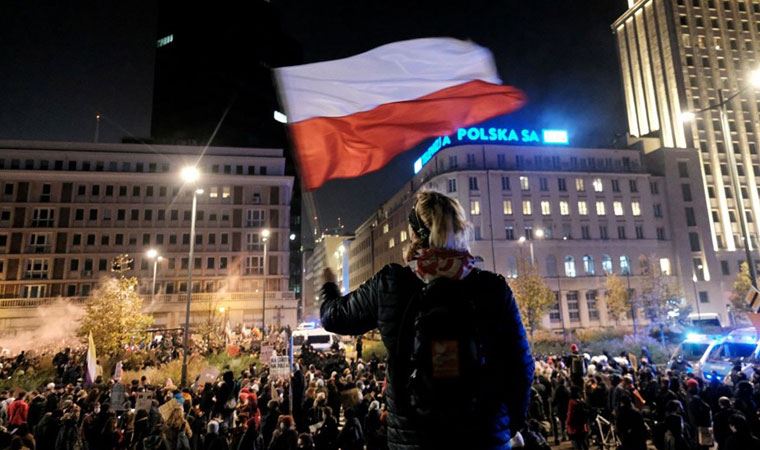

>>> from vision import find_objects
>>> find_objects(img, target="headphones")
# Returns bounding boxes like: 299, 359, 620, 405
408, 205, 430, 246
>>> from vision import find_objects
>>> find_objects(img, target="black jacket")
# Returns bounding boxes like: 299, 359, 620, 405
320, 263, 534, 450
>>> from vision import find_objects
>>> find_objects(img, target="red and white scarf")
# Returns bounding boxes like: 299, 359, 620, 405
407, 248, 477, 283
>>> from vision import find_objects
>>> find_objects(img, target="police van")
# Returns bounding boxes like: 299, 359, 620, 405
699, 327, 758, 384
671, 333, 720, 376
292, 322, 344, 353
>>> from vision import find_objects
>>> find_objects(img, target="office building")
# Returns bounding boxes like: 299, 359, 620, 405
0, 140, 297, 333
613, 0, 760, 266
302, 234, 353, 321
348, 136, 727, 332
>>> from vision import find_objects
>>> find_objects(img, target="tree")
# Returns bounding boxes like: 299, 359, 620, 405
604, 273, 629, 324
636, 255, 683, 345
78, 276, 154, 357
729, 262, 753, 313
510, 256, 556, 340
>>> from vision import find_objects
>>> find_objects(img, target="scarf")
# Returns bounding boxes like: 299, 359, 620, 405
407, 248, 477, 283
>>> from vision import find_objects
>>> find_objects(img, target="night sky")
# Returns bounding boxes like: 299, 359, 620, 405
0, 0, 630, 233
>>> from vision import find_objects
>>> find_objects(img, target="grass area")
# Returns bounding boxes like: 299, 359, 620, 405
531, 328, 674, 363
120, 353, 259, 387
0, 353, 259, 392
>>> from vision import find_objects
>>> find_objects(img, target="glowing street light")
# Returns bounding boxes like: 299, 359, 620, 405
180, 166, 200, 183
680, 111, 696, 123
273, 111, 288, 124
751, 68, 760, 88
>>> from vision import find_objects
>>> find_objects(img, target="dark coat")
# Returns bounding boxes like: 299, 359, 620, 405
321, 264, 534, 450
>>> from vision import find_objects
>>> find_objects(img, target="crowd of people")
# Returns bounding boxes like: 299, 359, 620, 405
528, 344, 760, 450
4, 328, 760, 450
0, 326, 388, 450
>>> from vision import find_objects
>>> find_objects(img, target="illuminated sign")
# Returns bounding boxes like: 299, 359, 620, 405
413, 127, 569, 174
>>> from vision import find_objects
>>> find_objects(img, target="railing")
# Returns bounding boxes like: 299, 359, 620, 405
24, 245, 52, 253
30, 220, 55, 228
23, 272, 49, 280
0, 291, 297, 309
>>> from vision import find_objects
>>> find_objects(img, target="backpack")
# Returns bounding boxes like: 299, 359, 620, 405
400, 273, 487, 421
570, 355, 585, 379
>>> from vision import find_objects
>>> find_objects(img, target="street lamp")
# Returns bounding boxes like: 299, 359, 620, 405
692, 264, 704, 319
517, 228, 543, 265
145, 249, 162, 305
261, 228, 270, 330
179, 165, 202, 387
681, 67, 760, 287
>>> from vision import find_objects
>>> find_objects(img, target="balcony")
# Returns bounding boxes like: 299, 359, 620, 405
24, 245, 52, 254
30, 219, 55, 228
23, 272, 49, 280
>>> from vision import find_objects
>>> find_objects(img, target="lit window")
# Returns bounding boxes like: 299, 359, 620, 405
575, 178, 585, 191
583, 255, 595, 275
222, 186, 231, 199
620, 256, 631, 275
659, 258, 671, 275
578, 201, 588, 215
564, 256, 577, 277
596, 201, 606, 216
503, 200, 513, 215
389, 238, 395, 249
613, 201, 624, 216
522, 200, 532, 215
602, 255, 612, 274
382, 223, 389, 234
400, 230, 408, 242
560, 200, 570, 216
470, 200, 481, 216
157, 34, 174, 48
593, 178, 603, 192
209, 187, 218, 198
631, 201, 641, 216
541, 200, 551, 215
520, 176, 530, 191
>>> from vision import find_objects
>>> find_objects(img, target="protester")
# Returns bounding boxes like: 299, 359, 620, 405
320, 190, 534, 449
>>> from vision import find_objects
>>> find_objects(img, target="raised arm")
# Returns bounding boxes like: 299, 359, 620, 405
320, 268, 385, 336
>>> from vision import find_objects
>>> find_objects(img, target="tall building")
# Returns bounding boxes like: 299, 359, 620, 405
150, 1, 306, 316
348, 133, 728, 331
613, 0, 760, 267
0, 140, 297, 333
302, 234, 353, 321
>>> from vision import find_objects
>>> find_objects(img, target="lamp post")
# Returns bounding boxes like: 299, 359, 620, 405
692, 264, 704, 319
261, 228, 270, 330
682, 68, 760, 287
518, 228, 544, 266
179, 166, 202, 387
625, 262, 637, 339
145, 249, 162, 305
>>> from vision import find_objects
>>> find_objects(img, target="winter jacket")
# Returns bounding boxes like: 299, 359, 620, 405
321, 263, 534, 450
565, 399, 589, 437
7, 399, 29, 426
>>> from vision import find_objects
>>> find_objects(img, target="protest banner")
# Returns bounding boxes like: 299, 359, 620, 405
136, 391, 154, 411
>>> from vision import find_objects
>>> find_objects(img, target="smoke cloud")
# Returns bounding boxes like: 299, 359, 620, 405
0, 300, 85, 356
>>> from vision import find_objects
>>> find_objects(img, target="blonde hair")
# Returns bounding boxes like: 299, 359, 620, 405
410, 191, 470, 251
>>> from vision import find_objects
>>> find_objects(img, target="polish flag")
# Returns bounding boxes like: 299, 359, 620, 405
275, 38, 526, 190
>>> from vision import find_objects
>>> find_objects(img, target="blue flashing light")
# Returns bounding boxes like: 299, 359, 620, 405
412, 126, 570, 173
542, 129, 569, 145
686, 333, 704, 341
705, 374, 712, 380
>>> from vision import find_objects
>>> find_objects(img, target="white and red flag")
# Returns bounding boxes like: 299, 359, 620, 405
275, 38, 525, 190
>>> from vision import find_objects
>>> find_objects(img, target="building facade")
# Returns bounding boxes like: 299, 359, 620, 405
613, 0, 760, 269
348, 140, 728, 332
0, 140, 297, 334
302, 234, 352, 321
